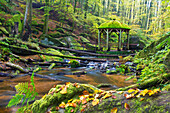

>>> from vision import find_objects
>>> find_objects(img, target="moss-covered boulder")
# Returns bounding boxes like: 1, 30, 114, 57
40, 34, 66, 47
63, 36, 84, 50
30, 83, 170, 113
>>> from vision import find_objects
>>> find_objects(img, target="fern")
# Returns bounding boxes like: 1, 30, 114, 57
6, 70, 38, 112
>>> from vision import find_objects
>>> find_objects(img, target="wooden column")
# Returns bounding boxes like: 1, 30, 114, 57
118, 29, 122, 51
98, 29, 101, 50
106, 29, 109, 51
127, 31, 129, 50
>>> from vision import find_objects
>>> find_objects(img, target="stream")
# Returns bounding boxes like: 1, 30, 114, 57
0, 67, 133, 113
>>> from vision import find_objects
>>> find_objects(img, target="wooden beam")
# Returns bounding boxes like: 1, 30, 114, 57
98, 29, 101, 50
106, 29, 109, 51
127, 31, 129, 50
118, 29, 122, 51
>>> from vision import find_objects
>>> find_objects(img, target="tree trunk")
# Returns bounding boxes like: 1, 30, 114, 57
43, 0, 50, 35
20, 0, 29, 39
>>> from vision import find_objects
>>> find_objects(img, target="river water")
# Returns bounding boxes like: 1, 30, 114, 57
0, 67, 133, 113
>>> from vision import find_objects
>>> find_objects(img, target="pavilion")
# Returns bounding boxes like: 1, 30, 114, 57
98, 19, 131, 51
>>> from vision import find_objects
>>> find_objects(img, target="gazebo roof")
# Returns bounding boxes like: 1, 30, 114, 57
98, 20, 130, 30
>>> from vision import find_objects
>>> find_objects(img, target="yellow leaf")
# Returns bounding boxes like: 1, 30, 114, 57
65, 82, 71, 86
72, 99, 80, 103
42, 94, 47, 99
140, 89, 148, 96
153, 88, 160, 93
148, 90, 154, 96
65, 102, 73, 108
59, 102, 65, 108
124, 103, 130, 110
92, 99, 99, 106
111, 107, 117, 113
102, 93, 112, 99
60, 87, 67, 94
140, 98, 144, 101
127, 89, 136, 93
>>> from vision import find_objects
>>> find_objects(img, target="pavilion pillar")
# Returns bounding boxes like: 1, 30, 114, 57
127, 31, 129, 50
98, 29, 101, 50
118, 29, 122, 51
106, 29, 109, 51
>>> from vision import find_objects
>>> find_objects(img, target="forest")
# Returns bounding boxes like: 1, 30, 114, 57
0, 0, 169, 112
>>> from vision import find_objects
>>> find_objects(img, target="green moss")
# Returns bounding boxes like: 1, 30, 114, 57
55, 28, 65, 33
12, 14, 23, 32
81, 36, 90, 43
68, 60, 80, 68
0, 27, 9, 35
44, 48, 63, 61
98, 20, 130, 29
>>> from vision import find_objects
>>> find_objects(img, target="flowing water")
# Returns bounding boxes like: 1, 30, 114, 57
0, 67, 133, 113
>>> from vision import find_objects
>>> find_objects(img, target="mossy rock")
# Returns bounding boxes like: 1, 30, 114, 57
68, 59, 80, 68
40, 34, 66, 47
30, 83, 170, 113
98, 20, 130, 29
31, 83, 97, 113
63, 36, 84, 50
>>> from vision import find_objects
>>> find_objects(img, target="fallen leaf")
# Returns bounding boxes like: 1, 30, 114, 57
92, 99, 99, 106
81, 109, 85, 113
124, 103, 130, 110
112, 95, 117, 99
140, 89, 148, 96
72, 99, 80, 103
111, 107, 117, 113
82, 98, 87, 104
56, 106, 60, 110
60, 87, 67, 94
82, 105, 87, 108
153, 88, 160, 93
72, 103, 77, 107
102, 93, 112, 99
83, 90, 89, 95
59, 102, 65, 108
124, 94, 133, 99
136, 94, 140, 98
65, 103, 73, 108
71, 109, 74, 112
140, 98, 144, 101
128, 89, 136, 93
148, 90, 154, 96
68, 99, 73, 103
65, 82, 71, 86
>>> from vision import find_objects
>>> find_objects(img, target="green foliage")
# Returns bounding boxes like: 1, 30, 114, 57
6, 70, 38, 113
69, 60, 80, 68
98, 20, 130, 29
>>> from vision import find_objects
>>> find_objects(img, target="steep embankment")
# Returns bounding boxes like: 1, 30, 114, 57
135, 32, 170, 69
